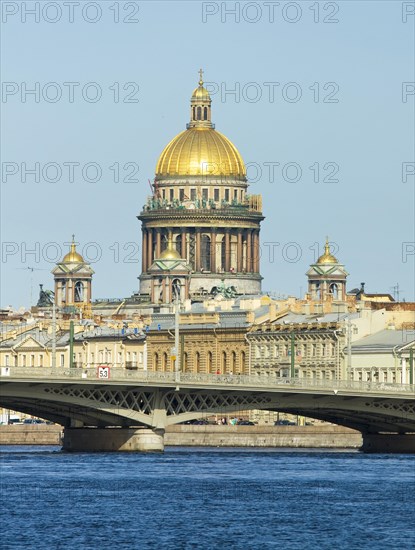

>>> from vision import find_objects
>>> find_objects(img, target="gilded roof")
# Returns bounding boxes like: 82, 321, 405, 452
317, 238, 338, 265
155, 127, 246, 178
62, 237, 84, 264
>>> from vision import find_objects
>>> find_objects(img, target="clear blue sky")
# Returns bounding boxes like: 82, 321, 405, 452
1, 0, 414, 308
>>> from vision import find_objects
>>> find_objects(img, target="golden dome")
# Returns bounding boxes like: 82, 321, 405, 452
159, 247, 181, 261
317, 238, 338, 264
191, 85, 210, 101
62, 236, 84, 264
191, 68, 211, 101
159, 235, 181, 260
155, 71, 246, 178
156, 127, 246, 177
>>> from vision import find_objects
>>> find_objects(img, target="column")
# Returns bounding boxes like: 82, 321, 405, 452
147, 229, 153, 267
156, 229, 161, 258
237, 230, 243, 272
246, 230, 252, 272
224, 230, 231, 272
195, 229, 201, 271
142, 229, 148, 272
210, 229, 216, 272
253, 230, 260, 273
181, 229, 186, 260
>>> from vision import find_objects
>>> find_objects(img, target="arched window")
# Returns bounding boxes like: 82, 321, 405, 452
161, 233, 167, 253
74, 281, 84, 302
330, 283, 339, 299
61, 281, 66, 303
203, 106, 208, 120
176, 234, 182, 256
221, 236, 226, 270
201, 234, 211, 271
197, 106, 202, 120
315, 282, 321, 300
195, 351, 200, 372
240, 351, 246, 373
207, 351, 213, 373
172, 279, 181, 301
153, 352, 159, 371
183, 352, 188, 372
231, 351, 236, 373
222, 351, 227, 373
193, 106, 196, 120
163, 352, 168, 371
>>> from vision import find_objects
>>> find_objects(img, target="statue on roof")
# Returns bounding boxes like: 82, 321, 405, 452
37, 284, 55, 307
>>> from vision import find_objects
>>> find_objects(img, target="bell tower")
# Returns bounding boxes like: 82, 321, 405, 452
306, 238, 348, 301
52, 236, 94, 309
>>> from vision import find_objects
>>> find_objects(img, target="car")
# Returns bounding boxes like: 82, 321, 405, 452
23, 418, 46, 424
236, 420, 255, 426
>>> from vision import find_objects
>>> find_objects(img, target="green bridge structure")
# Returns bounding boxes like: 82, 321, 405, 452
1, 368, 414, 453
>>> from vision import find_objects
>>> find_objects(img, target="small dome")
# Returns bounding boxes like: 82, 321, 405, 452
191, 85, 210, 101
159, 247, 181, 261
62, 237, 84, 264
317, 239, 338, 264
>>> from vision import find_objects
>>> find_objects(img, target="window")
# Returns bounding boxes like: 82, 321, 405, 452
231, 351, 237, 373
197, 106, 202, 120
22, 355, 26, 367
233, 189, 238, 200
60, 354, 64, 367
224, 189, 230, 202
201, 234, 211, 271
132, 352, 137, 365
91, 352, 95, 364
74, 281, 84, 302
240, 351, 245, 372
204, 107, 208, 120
221, 351, 227, 372
207, 351, 213, 373
312, 344, 317, 357
190, 188, 196, 201
202, 188, 208, 200
5, 355, 9, 366
139, 352, 143, 363
214, 188, 220, 202
118, 352, 122, 365
179, 189, 185, 201
39, 355, 43, 367
169, 189, 174, 201
162, 189, 166, 199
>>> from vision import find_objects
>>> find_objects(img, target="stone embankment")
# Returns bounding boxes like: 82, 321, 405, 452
0, 424, 362, 449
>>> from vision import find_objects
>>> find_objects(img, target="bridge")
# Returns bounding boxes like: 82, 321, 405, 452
1, 367, 414, 453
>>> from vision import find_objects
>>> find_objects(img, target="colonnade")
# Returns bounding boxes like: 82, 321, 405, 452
141, 227, 260, 274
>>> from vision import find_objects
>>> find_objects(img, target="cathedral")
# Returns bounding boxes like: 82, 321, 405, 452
137, 71, 264, 304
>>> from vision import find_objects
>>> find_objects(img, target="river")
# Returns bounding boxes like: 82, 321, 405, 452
0, 446, 414, 549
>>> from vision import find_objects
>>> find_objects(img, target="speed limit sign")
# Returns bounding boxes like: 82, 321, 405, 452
97, 366, 110, 379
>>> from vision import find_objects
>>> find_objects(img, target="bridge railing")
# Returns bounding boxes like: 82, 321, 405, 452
1, 366, 414, 395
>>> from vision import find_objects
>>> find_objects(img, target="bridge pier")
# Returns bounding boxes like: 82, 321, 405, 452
62, 427, 165, 452
361, 433, 415, 454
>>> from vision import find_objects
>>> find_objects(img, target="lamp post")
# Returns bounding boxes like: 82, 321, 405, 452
290, 331, 295, 379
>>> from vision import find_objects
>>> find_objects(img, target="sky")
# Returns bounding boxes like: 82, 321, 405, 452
1, 0, 414, 308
